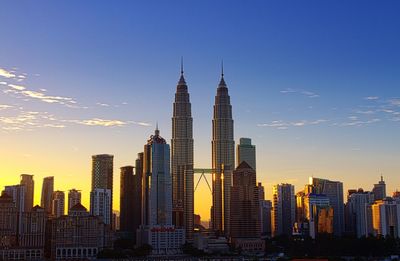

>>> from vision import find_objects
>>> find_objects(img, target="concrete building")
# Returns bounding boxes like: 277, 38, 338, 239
371, 197, 400, 238
90, 188, 111, 225
67, 189, 81, 213
236, 138, 256, 170
272, 184, 295, 237
52, 191, 65, 218
120, 166, 135, 234
20, 174, 34, 212
47, 203, 112, 260
230, 161, 264, 252
211, 68, 235, 236
309, 177, 344, 236
40, 176, 54, 214
171, 64, 194, 240
137, 128, 185, 254
372, 176, 386, 201
91, 154, 113, 225
303, 193, 333, 238
346, 189, 374, 237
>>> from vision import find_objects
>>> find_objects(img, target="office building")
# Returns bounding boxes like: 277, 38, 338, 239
211, 68, 235, 235
52, 191, 65, 218
137, 128, 185, 254
371, 197, 400, 237
236, 138, 256, 170
303, 193, 333, 238
120, 166, 135, 233
133, 153, 144, 236
68, 189, 81, 213
20, 174, 34, 212
272, 184, 295, 237
4, 184, 25, 213
309, 177, 344, 236
372, 176, 386, 201
346, 189, 374, 237
90, 188, 111, 225
171, 64, 194, 239
41, 176, 54, 214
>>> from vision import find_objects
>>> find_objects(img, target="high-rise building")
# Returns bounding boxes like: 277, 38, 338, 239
309, 177, 344, 236
261, 200, 272, 236
211, 68, 235, 235
236, 138, 256, 170
68, 189, 81, 213
20, 174, 34, 212
120, 166, 135, 233
134, 153, 143, 235
90, 188, 111, 225
346, 189, 374, 237
371, 197, 400, 237
91, 154, 113, 226
137, 128, 185, 254
272, 184, 295, 237
372, 176, 386, 201
230, 162, 264, 252
303, 193, 333, 238
52, 190, 65, 218
41, 176, 54, 214
171, 64, 194, 239
4, 184, 26, 213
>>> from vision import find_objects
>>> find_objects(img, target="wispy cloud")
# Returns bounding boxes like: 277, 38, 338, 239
8, 84, 26, 91
364, 96, 379, 100
335, 118, 381, 127
257, 119, 328, 129
96, 102, 110, 107
0, 68, 16, 78
69, 118, 128, 127
280, 88, 319, 98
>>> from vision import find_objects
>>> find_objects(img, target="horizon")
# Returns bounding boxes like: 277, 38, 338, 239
1, 1, 400, 222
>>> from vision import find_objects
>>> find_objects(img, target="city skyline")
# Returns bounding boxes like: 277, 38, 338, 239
1, 1, 400, 222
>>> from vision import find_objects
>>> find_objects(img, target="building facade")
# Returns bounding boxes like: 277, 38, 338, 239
90, 188, 111, 225
20, 174, 34, 212
272, 184, 295, 237
371, 197, 400, 238
41, 176, 54, 214
372, 176, 386, 201
303, 193, 333, 238
67, 189, 81, 214
171, 66, 194, 240
236, 138, 256, 170
211, 70, 235, 236
51, 191, 65, 218
120, 166, 135, 234
346, 189, 374, 237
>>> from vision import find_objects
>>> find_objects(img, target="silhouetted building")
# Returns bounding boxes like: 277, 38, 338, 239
67, 189, 81, 214
120, 166, 135, 234
52, 191, 65, 218
47, 203, 112, 260
230, 162, 264, 252
20, 174, 34, 212
41, 176, 54, 214
237, 138, 256, 170
212, 68, 235, 236
91, 154, 113, 225
171, 64, 194, 240
309, 177, 344, 236
272, 183, 295, 237
90, 188, 111, 225
134, 153, 144, 236
137, 128, 185, 254
261, 200, 272, 236
372, 176, 386, 201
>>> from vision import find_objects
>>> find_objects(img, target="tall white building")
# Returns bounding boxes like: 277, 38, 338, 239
347, 190, 375, 237
90, 188, 111, 225
272, 184, 295, 237
371, 197, 400, 238
212, 67, 235, 236
138, 128, 185, 254
171, 64, 194, 239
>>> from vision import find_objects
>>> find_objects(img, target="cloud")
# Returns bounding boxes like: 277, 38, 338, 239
257, 119, 328, 129
338, 118, 381, 127
96, 102, 110, 107
0, 104, 13, 110
389, 98, 400, 107
280, 88, 319, 98
0, 68, 16, 78
364, 96, 379, 100
70, 118, 127, 127
8, 84, 26, 91
129, 121, 151, 127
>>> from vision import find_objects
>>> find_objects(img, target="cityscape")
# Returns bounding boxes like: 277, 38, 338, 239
1, 1, 400, 261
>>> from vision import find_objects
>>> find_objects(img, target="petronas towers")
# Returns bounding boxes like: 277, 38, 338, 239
171, 62, 234, 238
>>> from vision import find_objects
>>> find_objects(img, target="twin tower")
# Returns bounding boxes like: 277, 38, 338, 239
171, 64, 234, 239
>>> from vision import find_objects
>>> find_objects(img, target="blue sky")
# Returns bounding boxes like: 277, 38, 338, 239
1, 1, 399, 219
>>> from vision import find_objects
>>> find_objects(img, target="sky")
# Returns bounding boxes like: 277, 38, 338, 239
1, 1, 400, 221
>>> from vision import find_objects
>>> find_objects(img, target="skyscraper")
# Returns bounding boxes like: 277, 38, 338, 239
230, 161, 264, 252
236, 138, 256, 170
346, 189, 374, 237
272, 184, 295, 237
68, 189, 81, 213
41, 176, 54, 214
171, 63, 194, 239
371, 197, 400, 237
134, 153, 143, 235
138, 128, 185, 254
372, 176, 386, 201
91, 154, 113, 225
303, 193, 333, 238
90, 188, 112, 225
20, 174, 34, 212
211, 67, 235, 235
120, 166, 135, 233
309, 177, 345, 236
51, 190, 65, 218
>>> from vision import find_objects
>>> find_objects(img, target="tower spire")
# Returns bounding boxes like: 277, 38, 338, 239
178, 57, 186, 85
221, 60, 224, 78
155, 122, 159, 136
181, 56, 184, 76
218, 60, 227, 87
